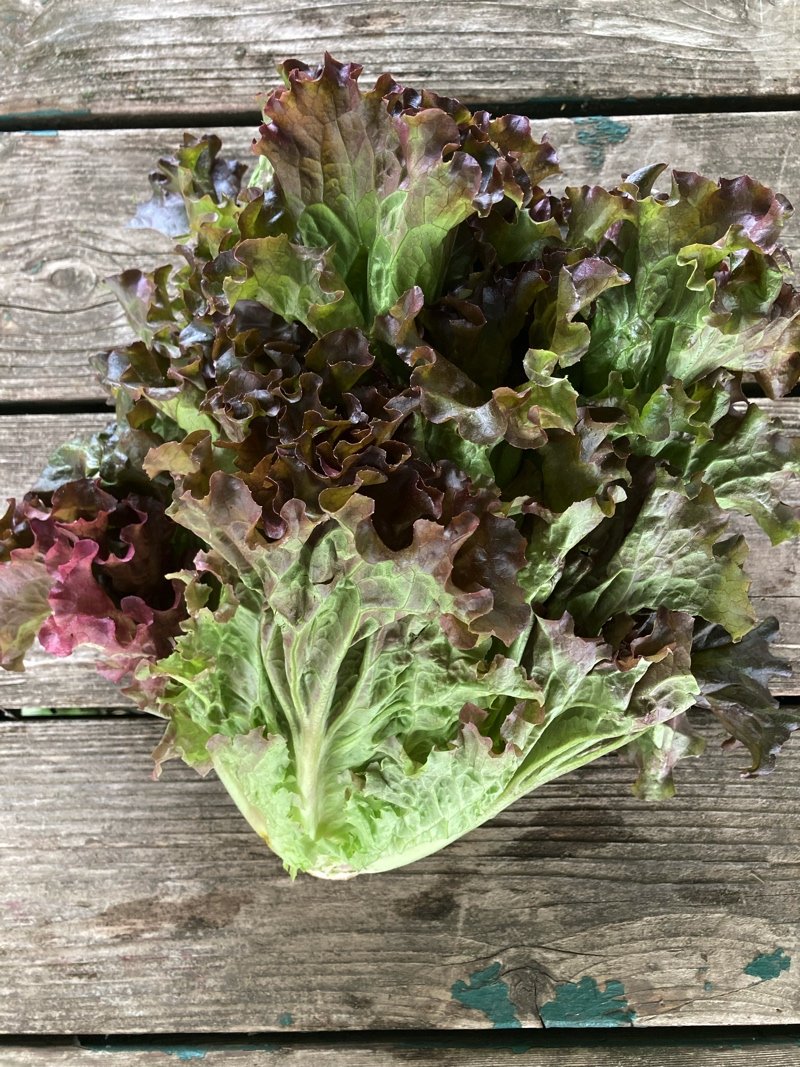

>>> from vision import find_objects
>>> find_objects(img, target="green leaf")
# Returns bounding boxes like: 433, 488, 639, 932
0, 555, 52, 671
567, 174, 800, 399
687, 402, 800, 544
525, 257, 629, 374
620, 714, 705, 800
410, 347, 580, 448
502, 611, 699, 802
367, 121, 482, 314
691, 618, 798, 776
225, 235, 364, 335
254, 57, 483, 319
144, 515, 540, 876
518, 496, 615, 606
477, 209, 562, 266
254, 57, 562, 319
567, 474, 756, 640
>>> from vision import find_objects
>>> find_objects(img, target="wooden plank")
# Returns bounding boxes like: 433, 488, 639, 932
0, 129, 217, 403
6, 1036, 800, 1065
0, 413, 110, 500
0, 644, 124, 709
0, 407, 798, 706
2, 113, 800, 402
2, 718, 800, 1031
2, 0, 800, 120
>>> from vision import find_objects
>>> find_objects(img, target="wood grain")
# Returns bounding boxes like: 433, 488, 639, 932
2, 113, 800, 402
6, 1037, 800, 1065
0, 413, 110, 496
0, 643, 124, 709
0, 406, 798, 706
2, 717, 800, 1032
2, 0, 800, 119
0, 130, 194, 402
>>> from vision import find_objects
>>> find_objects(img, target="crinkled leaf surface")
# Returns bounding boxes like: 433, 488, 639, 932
566, 475, 755, 641
0, 553, 52, 671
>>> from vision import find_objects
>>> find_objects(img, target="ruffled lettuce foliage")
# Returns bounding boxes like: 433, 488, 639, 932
3, 56, 800, 876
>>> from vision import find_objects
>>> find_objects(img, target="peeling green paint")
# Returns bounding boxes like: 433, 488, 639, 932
573, 116, 631, 170
704, 980, 714, 992
79, 1041, 280, 1057
539, 977, 636, 1028
1, 108, 91, 121
278, 1011, 294, 1026
0, 108, 90, 133
119, 1050, 205, 1062
744, 948, 791, 981
451, 962, 522, 1028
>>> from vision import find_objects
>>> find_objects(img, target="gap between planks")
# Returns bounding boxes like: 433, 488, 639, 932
6, 1030, 800, 1065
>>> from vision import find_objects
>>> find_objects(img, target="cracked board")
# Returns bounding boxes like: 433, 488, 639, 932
1, 718, 798, 1032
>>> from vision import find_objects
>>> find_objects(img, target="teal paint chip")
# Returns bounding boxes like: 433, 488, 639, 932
139, 1050, 207, 1062
540, 976, 636, 1028
2, 107, 90, 121
573, 116, 631, 169
451, 961, 522, 1028
744, 948, 791, 981
278, 1011, 294, 1026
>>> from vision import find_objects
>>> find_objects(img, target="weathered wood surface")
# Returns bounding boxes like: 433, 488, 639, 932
0, 405, 798, 706
2, 718, 799, 1032
0, 644, 122, 709
0, 413, 109, 495
0, 130, 179, 402
2, 0, 800, 121
6, 1036, 800, 1065
2, 113, 800, 402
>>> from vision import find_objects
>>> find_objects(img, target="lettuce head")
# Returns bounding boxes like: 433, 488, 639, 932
3, 55, 800, 877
